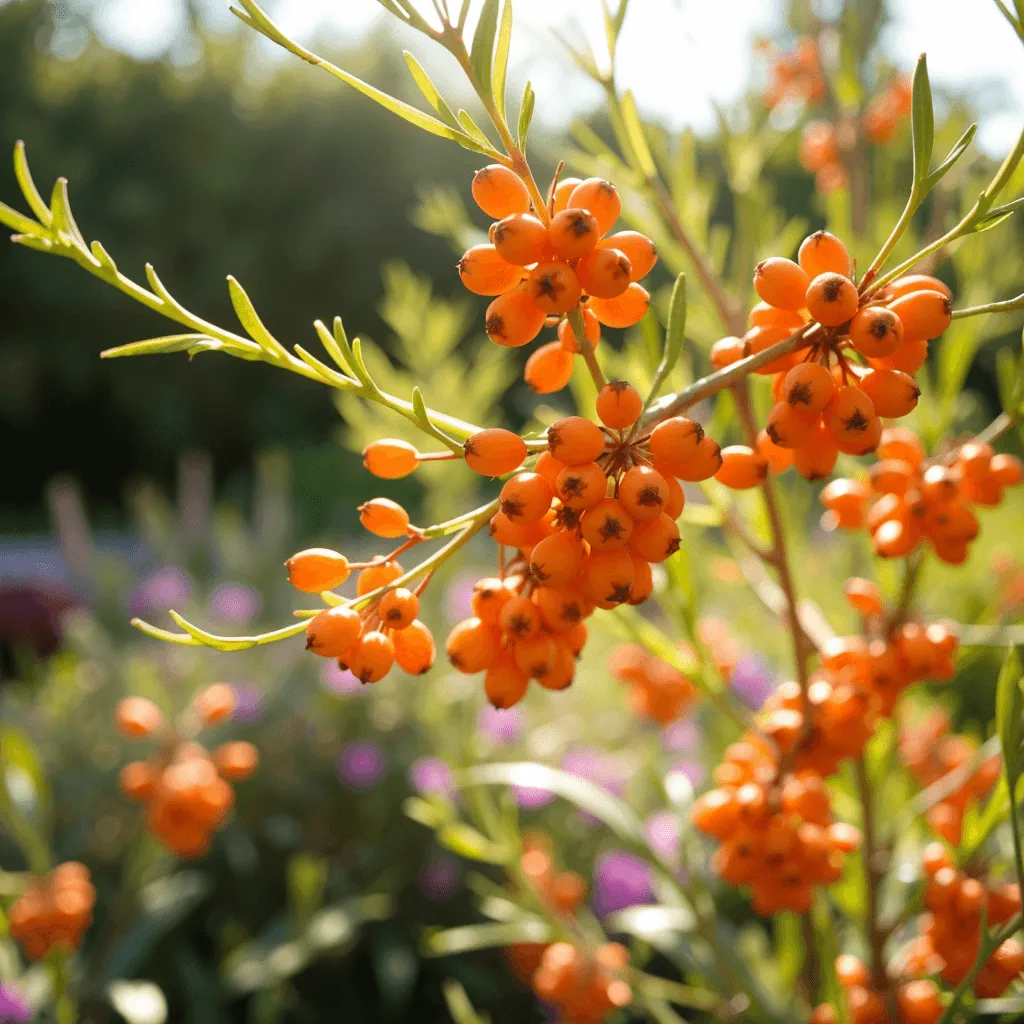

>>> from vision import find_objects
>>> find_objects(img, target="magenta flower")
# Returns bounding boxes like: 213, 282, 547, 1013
669, 757, 706, 789
478, 704, 524, 743
409, 757, 455, 798
336, 741, 386, 790
514, 785, 556, 809
662, 719, 699, 753
730, 653, 777, 710
207, 583, 261, 624
645, 810, 680, 865
0, 985, 32, 1024
229, 683, 263, 723
322, 660, 364, 696
418, 854, 461, 901
592, 851, 653, 916
127, 566, 192, 617
444, 571, 478, 623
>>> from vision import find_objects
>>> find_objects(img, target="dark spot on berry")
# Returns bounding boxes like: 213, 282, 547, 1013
547, 425, 562, 452
766, 423, 783, 445
821, 275, 844, 302
635, 485, 664, 508
664, 537, 681, 558
842, 409, 870, 433
506, 614, 532, 636
869, 318, 891, 339
528, 562, 551, 583
607, 582, 633, 604
485, 313, 506, 338
609, 379, 630, 394
533, 273, 561, 300
598, 515, 625, 542
567, 212, 592, 237
561, 602, 582, 624
559, 474, 586, 498
500, 497, 525, 518
787, 381, 814, 406
385, 608, 403, 622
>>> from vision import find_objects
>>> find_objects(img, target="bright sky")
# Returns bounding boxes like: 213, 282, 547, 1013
89, 0, 1024, 152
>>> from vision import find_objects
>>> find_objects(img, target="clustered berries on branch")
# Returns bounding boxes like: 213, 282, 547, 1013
8, 863, 96, 961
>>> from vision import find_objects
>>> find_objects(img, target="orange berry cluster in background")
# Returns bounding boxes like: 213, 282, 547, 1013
532, 942, 633, 1024
822, 427, 1023, 563
760, 37, 825, 111
458, 165, 658, 393
8, 862, 95, 961
811, 954, 945, 1024
446, 402, 722, 708
609, 643, 697, 725
115, 685, 258, 858
900, 709, 1001, 845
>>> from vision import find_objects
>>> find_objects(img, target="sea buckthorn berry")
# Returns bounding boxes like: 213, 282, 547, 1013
485, 654, 530, 708
357, 559, 404, 595
805, 272, 859, 327
378, 588, 420, 629
878, 426, 925, 465
558, 306, 601, 351
837, 412, 882, 456
547, 208, 600, 260
596, 380, 643, 429
671, 435, 723, 481
524, 341, 575, 394
844, 577, 882, 616
120, 760, 157, 801
529, 531, 586, 587
757, 428, 794, 474
600, 231, 658, 280
576, 246, 632, 299
555, 462, 607, 509
363, 439, 419, 479
710, 335, 745, 369
485, 288, 547, 347
587, 283, 651, 328
547, 416, 606, 464
195, 683, 235, 726
286, 547, 351, 591
514, 635, 558, 679
214, 741, 259, 781
897, 981, 942, 1024
887, 289, 952, 340
630, 513, 681, 563
447, 617, 499, 673
581, 498, 633, 551
874, 334, 928, 374
784, 361, 836, 415
765, 401, 816, 449
991, 453, 1023, 486
618, 464, 670, 520
551, 176, 583, 214
464, 428, 527, 476
393, 620, 436, 675
457, 244, 522, 295
358, 498, 410, 539
344, 630, 395, 684
793, 421, 840, 479
527, 261, 582, 315
797, 230, 851, 278
715, 445, 768, 489
849, 306, 903, 358
493, 213, 549, 265
753, 257, 811, 311
858, 368, 920, 418
534, 586, 589, 631
471, 578, 512, 623
835, 954, 869, 988
750, 302, 805, 330
824, 385, 875, 445
743, 324, 798, 374
306, 605, 362, 658
535, 450, 566, 491
568, 177, 621, 234
115, 697, 164, 738
471, 164, 530, 218
883, 274, 952, 301
500, 472, 553, 524
499, 595, 543, 639
874, 517, 917, 558
647, 416, 704, 464
583, 549, 636, 606
662, 473, 686, 517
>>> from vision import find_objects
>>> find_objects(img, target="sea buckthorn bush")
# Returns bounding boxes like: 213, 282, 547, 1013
2, 1, 1024, 1022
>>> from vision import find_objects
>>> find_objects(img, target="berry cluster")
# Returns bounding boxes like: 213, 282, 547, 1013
8, 862, 95, 961
115, 686, 258, 858
760, 37, 826, 110
458, 166, 658, 393
691, 734, 861, 915
446, 401, 721, 708
608, 643, 697, 725
532, 942, 633, 1024
822, 427, 1023, 562
811, 955, 944, 1024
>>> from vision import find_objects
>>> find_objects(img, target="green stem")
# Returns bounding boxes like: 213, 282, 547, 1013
951, 293, 1024, 319
936, 913, 1023, 1024
568, 305, 607, 391
855, 757, 888, 996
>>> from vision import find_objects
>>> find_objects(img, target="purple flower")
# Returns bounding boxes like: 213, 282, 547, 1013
0, 985, 33, 1024
127, 566, 192, 617
668, 757, 706, 790
645, 811, 680, 865
662, 719, 699, 753
207, 583, 261, 624
418, 854, 460, 901
445, 571, 478, 623
322, 660, 364, 696
229, 683, 263, 724
730, 654, 777, 710
514, 786, 556, 809
336, 741, 386, 790
409, 757, 455, 798
478, 704, 524, 744
561, 747, 624, 797
592, 850, 653, 917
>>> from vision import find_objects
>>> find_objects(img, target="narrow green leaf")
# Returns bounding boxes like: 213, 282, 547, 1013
1015, 0, 1024, 22
645, 274, 686, 406
227, 276, 291, 363
457, 110, 493, 149
90, 240, 118, 274
619, 91, 657, 178
100, 334, 217, 359
436, 822, 509, 864
0, 199, 40, 236
925, 123, 977, 192
13, 142, 51, 227
910, 54, 935, 189
49, 178, 87, 249
10, 233, 53, 254
403, 52, 462, 131
0, 728, 52, 828
443, 981, 489, 1024
996, 645, 1024, 783
470, 0, 501, 100
603, 904, 696, 944
977, 194, 1024, 226
995, 344, 1024, 414
492, 0, 513, 122
424, 919, 549, 957
373, 0, 413, 20
130, 611, 311, 651
517, 81, 535, 149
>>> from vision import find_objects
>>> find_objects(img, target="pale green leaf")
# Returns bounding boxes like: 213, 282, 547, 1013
101, 334, 216, 360
13, 141, 51, 227
996, 645, 1024, 783
620, 90, 657, 178
424, 919, 549, 957
0, 199, 40, 236
403, 52, 462, 131
517, 81, 535, 149
227, 276, 291, 362
492, 0, 513, 121
436, 822, 509, 864
646, 273, 686, 405
470, 0, 501, 100
910, 54, 934, 189
130, 611, 312, 651
925, 124, 977, 192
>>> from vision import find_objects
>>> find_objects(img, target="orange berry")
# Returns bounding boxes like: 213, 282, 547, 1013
896, 980, 942, 1024
576, 246, 632, 299
499, 595, 543, 639
805, 272, 859, 327
754, 257, 810, 311
551, 176, 583, 214
447, 617, 500, 673
784, 361, 836, 415
513, 635, 559, 679
618, 465, 670, 520
750, 302, 806, 330
500, 472, 553, 524
797, 230, 851, 278
493, 212, 549, 266
547, 208, 600, 260
874, 518, 917, 558
548, 416, 606, 464
534, 586, 590, 631
471, 578, 513, 623
600, 231, 658, 280
588, 284, 651, 328
858, 368, 920, 418
344, 630, 395, 683
393, 619, 436, 675
991, 453, 1023, 487
558, 306, 601, 351
378, 588, 420, 629
743, 324, 798, 374
115, 697, 164, 739
671, 435, 723, 481
793, 421, 839, 479
835, 954, 869, 988
837, 413, 882, 456
766, 402, 817, 449
471, 164, 530, 218
715, 445, 768, 489
581, 498, 634, 551
214, 741, 259, 781
484, 654, 530, 708
596, 380, 643, 430
663, 473, 686, 517
756, 429, 794, 474
529, 531, 586, 587
888, 289, 952, 341
194, 683, 235, 726
647, 416, 704, 464
582, 549, 636, 606
630, 513, 681, 563
485, 287, 547, 347
824, 385, 875, 445
306, 605, 363, 658
878, 426, 925, 465
844, 577, 883, 616
568, 177, 621, 234
358, 498, 410, 539
457, 244, 522, 295
874, 335, 929, 374
464, 428, 527, 476
555, 462, 608, 509
362, 439, 419, 479
286, 547, 351, 591
527, 261, 582, 315
848, 306, 903, 358
357, 559, 403, 596
710, 335, 745, 369
525, 341, 575, 394
883, 274, 952, 301
120, 761, 158, 801
535, 450, 567, 491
